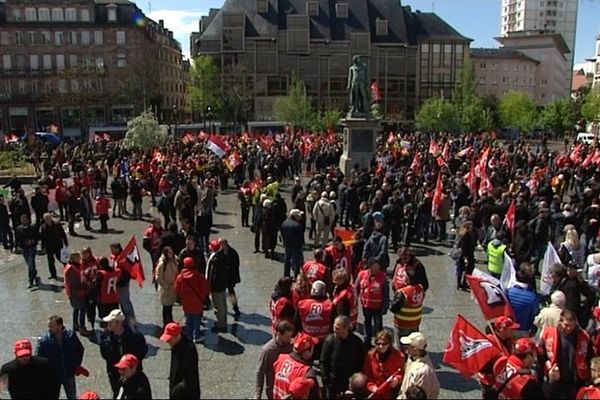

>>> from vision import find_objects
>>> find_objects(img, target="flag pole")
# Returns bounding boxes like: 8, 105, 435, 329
486, 320, 506, 354
366, 368, 403, 399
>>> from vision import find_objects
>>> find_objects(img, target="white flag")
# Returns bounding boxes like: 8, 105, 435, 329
586, 254, 600, 287
501, 254, 517, 290
540, 242, 561, 296
472, 268, 501, 286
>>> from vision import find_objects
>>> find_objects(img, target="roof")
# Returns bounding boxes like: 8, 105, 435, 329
470, 48, 539, 64
572, 72, 589, 92
93, 0, 133, 4
408, 10, 472, 42
495, 30, 571, 55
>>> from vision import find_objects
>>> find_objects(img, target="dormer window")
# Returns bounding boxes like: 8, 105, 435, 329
107, 4, 117, 22
307, 1, 319, 17
376, 19, 388, 36
335, 2, 348, 18
257, 0, 268, 13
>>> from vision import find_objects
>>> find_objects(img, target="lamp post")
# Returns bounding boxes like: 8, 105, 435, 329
172, 105, 178, 136
207, 105, 213, 134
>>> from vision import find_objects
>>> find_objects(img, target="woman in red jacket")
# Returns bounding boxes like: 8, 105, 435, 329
175, 256, 210, 343
64, 252, 91, 335
362, 330, 405, 399
291, 272, 310, 309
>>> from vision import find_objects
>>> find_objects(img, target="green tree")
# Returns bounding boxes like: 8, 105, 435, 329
308, 109, 342, 133
451, 60, 493, 132
189, 55, 222, 122
538, 98, 576, 136
220, 63, 254, 127
274, 77, 313, 131
123, 110, 168, 151
415, 96, 459, 133
582, 89, 600, 124
499, 90, 537, 132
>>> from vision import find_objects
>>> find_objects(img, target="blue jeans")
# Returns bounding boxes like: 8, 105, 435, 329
118, 285, 136, 320
362, 307, 382, 346
284, 247, 304, 278
185, 314, 202, 341
62, 375, 76, 400
22, 247, 37, 284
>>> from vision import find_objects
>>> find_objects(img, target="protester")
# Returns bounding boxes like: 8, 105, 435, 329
534, 290, 566, 333
64, 251, 90, 335
155, 246, 179, 327
40, 212, 68, 280
398, 332, 439, 399
280, 208, 305, 278
272, 333, 320, 400
159, 322, 201, 399
255, 320, 294, 399
356, 258, 388, 347
270, 277, 295, 333
295, 280, 334, 357
362, 329, 405, 399
15, 214, 39, 289
506, 267, 540, 337
175, 256, 210, 343
114, 354, 152, 399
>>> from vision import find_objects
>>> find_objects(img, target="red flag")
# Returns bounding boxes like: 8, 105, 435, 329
371, 81, 382, 101
582, 150, 594, 168
593, 150, 600, 166
116, 236, 145, 287
503, 200, 516, 235
224, 150, 242, 172
334, 227, 356, 246
569, 144, 584, 163
431, 173, 443, 217
477, 147, 491, 175
387, 131, 395, 146
478, 166, 492, 197
465, 162, 477, 196
456, 147, 472, 158
428, 139, 441, 156
410, 152, 422, 174
466, 275, 514, 321
443, 315, 502, 378
442, 142, 450, 161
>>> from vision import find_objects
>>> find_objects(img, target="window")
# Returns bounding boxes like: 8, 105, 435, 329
41, 31, 51, 44
43, 54, 52, 71
56, 54, 65, 70
286, 15, 309, 54
28, 32, 36, 45
116, 31, 126, 45
43, 80, 53, 94
307, 1, 319, 16
65, 8, 77, 21
81, 31, 90, 45
222, 28, 244, 52
69, 54, 78, 67
257, 0, 268, 13
15, 32, 23, 45
30, 55, 39, 71
15, 55, 25, 72
12, 9, 22, 21
55, 32, 64, 45
25, 8, 36, 21
96, 57, 104, 68
38, 8, 50, 21
107, 5, 117, 22
58, 79, 67, 93
94, 31, 103, 45
52, 8, 64, 21
0, 32, 9, 45
421, 43, 429, 53
31, 80, 39, 94
80, 9, 90, 22
117, 53, 127, 67
2, 55, 12, 71
71, 80, 79, 92
351, 33, 370, 56
376, 19, 388, 36
336, 2, 348, 18
18, 80, 26, 95
67, 32, 77, 45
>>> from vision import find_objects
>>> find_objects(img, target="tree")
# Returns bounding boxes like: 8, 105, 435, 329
415, 96, 459, 133
537, 98, 576, 136
274, 77, 313, 131
220, 63, 254, 127
499, 90, 537, 132
123, 110, 168, 151
189, 55, 222, 122
308, 109, 342, 133
582, 89, 600, 124
451, 60, 493, 133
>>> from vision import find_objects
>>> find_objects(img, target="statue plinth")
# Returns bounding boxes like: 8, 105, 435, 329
338, 117, 379, 176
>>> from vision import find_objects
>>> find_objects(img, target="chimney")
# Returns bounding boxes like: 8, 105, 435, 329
159, 19, 164, 28
168, 31, 173, 39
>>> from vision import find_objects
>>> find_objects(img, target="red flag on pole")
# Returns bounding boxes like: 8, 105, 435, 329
429, 139, 441, 156
431, 173, 443, 217
466, 275, 514, 321
456, 146, 472, 158
443, 315, 502, 378
116, 236, 145, 287
387, 131, 395, 146
503, 200, 516, 235
569, 144, 584, 163
333, 227, 356, 246
410, 152, 422, 174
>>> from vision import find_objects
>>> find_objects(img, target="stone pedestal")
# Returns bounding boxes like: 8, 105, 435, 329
338, 117, 379, 176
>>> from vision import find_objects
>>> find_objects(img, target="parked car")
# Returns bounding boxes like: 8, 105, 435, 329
577, 132, 597, 145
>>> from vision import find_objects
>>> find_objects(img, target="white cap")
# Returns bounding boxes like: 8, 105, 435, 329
400, 332, 427, 350
310, 280, 326, 296
102, 309, 125, 323
289, 209, 304, 218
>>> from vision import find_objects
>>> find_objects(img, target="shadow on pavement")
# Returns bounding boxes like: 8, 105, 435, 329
36, 282, 63, 292
213, 223, 235, 230
75, 234, 96, 241
145, 343, 160, 358
205, 336, 245, 356
238, 312, 270, 327
409, 245, 446, 257
230, 323, 272, 346
422, 306, 434, 315
214, 210, 236, 216
436, 370, 480, 392
136, 322, 163, 338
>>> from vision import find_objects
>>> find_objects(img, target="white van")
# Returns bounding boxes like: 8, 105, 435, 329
577, 132, 597, 145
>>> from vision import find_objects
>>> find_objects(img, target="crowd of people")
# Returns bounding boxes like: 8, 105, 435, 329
2, 129, 600, 399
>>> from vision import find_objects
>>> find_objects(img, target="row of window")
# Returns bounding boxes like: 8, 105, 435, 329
1, 53, 127, 71
478, 62, 535, 72
479, 76, 536, 86
0, 30, 126, 46
10, 6, 117, 23
1, 78, 104, 96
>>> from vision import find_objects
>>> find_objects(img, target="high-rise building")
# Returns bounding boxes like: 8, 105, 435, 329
592, 35, 600, 89
500, 0, 577, 95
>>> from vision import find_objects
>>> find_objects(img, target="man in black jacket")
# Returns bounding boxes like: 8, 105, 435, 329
40, 213, 68, 280
100, 310, 148, 399
30, 186, 49, 227
281, 209, 305, 278
0, 339, 60, 399
160, 322, 200, 399
114, 354, 152, 399
0, 194, 14, 251
15, 214, 40, 289
221, 238, 242, 320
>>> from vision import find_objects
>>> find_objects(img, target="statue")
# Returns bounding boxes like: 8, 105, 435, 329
347, 55, 371, 118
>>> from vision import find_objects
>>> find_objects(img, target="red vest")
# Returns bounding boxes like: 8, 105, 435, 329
272, 354, 311, 400
64, 263, 85, 298
576, 386, 600, 399
356, 270, 386, 310
301, 261, 327, 285
270, 296, 293, 332
333, 284, 359, 328
144, 225, 163, 254
325, 245, 352, 277
393, 284, 424, 330
98, 269, 120, 304
392, 262, 414, 291
95, 198, 110, 216
494, 355, 536, 400
297, 298, 333, 340
541, 325, 590, 381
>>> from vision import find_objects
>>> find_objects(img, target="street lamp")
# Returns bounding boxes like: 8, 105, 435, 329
172, 105, 178, 136
207, 105, 213, 134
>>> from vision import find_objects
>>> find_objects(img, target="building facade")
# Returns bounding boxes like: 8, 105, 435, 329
593, 35, 600, 89
0, 0, 187, 138
500, 0, 577, 94
191, 0, 470, 121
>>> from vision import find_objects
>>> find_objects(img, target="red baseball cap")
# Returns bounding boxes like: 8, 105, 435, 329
209, 240, 221, 252
293, 333, 319, 353
14, 339, 32, 358
114, 354, 138, 370
78, 391, 101, 400
514, 338, 536, 355
495, 316, 520, 331
289, 377, 315, 398
183, 257, 195, 268
160, 322, 182, 342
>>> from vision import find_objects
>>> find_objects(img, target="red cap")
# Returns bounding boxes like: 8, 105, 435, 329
495, 316, 520, 331
293, 333, 319, 353
78, 391, 101, 400
514, 338, 536, 355
114, 354, 138, 370
593, 307, 600, 321
289, 377, 315, 398
209, 240, 221, 252
14, 339, 32, 358
183, 257, 195, 268
160, 322, 182, 342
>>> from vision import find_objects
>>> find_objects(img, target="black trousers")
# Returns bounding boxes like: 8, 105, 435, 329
46, 247, 61, 278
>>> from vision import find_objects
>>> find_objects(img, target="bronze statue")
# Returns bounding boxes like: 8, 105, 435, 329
347, 55, 370, 117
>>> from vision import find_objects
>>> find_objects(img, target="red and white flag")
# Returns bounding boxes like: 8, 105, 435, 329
456, 147, 472, 158
503, 200, 516, 235
431, 173, 443, 217
410, 152, 422, 174
116, 236, 145, 287
224, 150, 242, 172
207, 135, 228, 158
3, 133, 19, 144
387, 131, 395, 146
371, 81, 382, 101
429, 139, 441, 156
466, 275, 514, 321
443, 315, 502, 378
569, 144, 584, 163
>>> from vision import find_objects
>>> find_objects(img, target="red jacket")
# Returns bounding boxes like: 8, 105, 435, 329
175, 267, 210, 314
576, 385, 600, 399
393, 284, 424, 330
64, 263, 86, 298
540, 325, 591, 381
95, 197, 110, 216
98, 269, 121, 304
325, 245, 353, 277
493, 355, 537, 399
272, 354, 312, 400
356, 270, 386, 310
297, 298, 333, 341
292, 288, 309, 309
333, 284, 359, 328
55, 180, 67, 203
270, 296, 294, 332
362, 348, 405, 400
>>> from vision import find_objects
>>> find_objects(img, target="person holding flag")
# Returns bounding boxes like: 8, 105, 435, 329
362, 330, 405, 399
110, 239, 144, 328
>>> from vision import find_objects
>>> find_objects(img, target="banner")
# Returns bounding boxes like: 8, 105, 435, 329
500, 254, 517, 290
466, 275, 515, 321
503, 200, 516, 235
540, 242, 561, 296
116, 236, 145, 287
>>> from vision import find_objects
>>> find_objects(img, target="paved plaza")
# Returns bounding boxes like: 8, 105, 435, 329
0, 181, 482, 399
